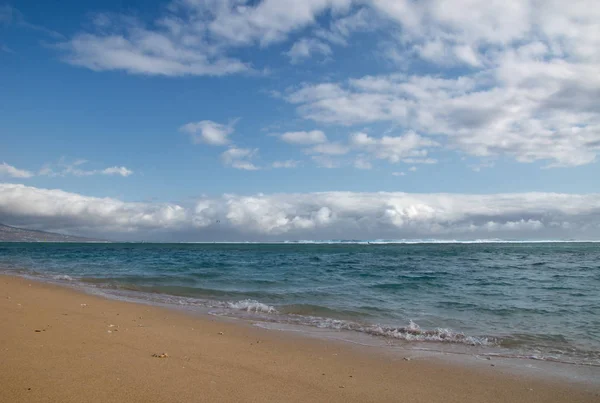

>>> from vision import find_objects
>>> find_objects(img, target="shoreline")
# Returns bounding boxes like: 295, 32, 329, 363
9, 269, 600, 371
1, 274, 598, 402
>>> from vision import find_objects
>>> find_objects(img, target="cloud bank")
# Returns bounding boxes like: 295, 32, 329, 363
2, 183, 600, 241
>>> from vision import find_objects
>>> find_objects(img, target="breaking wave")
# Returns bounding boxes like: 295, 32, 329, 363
52, 274, 74, 281
283, 239, 600, 244
212, 304, 492, 346
226, 299, 278, 313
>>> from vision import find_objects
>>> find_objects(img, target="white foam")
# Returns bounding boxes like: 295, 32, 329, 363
281, 239, 600, 244
362, 322, 491, 346
52, 274, 74, 281
227, 299, 278, 314
252, 314, 493, 347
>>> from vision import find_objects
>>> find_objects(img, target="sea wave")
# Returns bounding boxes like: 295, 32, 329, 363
0, 270, 549, 349
226, 299, 278, 313
211, 304, 493, 346
52, 274, 74, 281
3, 245, 599, 368
281, 239, 600, 244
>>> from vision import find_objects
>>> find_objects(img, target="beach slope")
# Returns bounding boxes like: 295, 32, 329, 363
1, 275, 597, 403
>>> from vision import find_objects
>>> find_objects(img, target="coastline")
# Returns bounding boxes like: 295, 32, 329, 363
1, 274, 598, 402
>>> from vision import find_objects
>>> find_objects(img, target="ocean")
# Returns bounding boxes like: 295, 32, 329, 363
1, 242, 599, 367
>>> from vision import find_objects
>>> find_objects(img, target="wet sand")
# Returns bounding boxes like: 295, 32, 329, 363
1, 275, 598, 402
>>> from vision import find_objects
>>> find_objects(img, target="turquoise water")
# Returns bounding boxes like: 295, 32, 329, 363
1, 242, 599, 365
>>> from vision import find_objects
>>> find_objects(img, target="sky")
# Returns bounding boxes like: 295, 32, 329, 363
1, 0, 600, 241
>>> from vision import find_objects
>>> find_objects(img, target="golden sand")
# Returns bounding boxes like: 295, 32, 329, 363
1, 275, 597, 402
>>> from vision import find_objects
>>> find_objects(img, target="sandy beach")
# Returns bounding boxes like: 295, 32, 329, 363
1, 275, 598, 403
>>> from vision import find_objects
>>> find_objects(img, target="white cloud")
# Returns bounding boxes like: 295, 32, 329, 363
204, 0, 353, 46
1, 4, 63, 39
308, 142, 349, 155
180, 120, 236, 145
286, 66, 600, 166
370, 0, 533, 56
409, 166, 417, 172
392, 172, 406, 176
262, 0, 595, 168
350, 131, 438, 163
41, 0, 600, 169
354, 158, 372, 170
38, 159, 134, 177
0, 183, 188, 234
231, 161, 260, 170
280, 129, 437, 168
101, 166, 134, 177
402, 158, 437, 164
180, 120, 260, 169
180, 120, 261, 169
315, 7, 374, 46
453, 44, 482, 67
61, 32, 250, 76
58, 0, 356, 76
0, 162, 34, 178
311, 155, 339, 168
3, 183, 600, 241
221, 147, 255, 161
221, 147, 260, 170
272, 160, 300, 168
280, 130, 327, 145
54, 0, 600, 77
470, 161, 495, 172
58, 7, 250, 77
414, 40, 482, 67
286, 38, 331, 63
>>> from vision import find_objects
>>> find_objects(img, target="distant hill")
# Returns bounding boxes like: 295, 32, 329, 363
0, 223, 107, 243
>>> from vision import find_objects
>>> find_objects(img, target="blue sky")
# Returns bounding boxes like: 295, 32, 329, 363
1, 0, 600, 240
